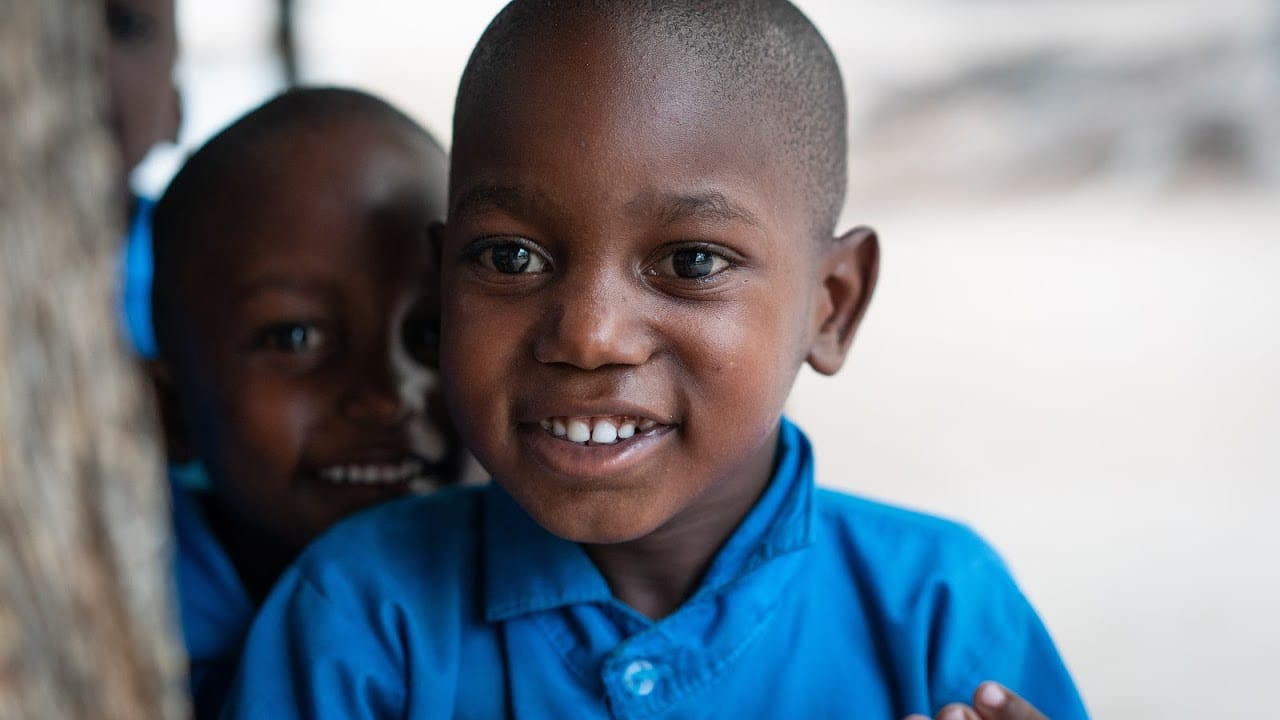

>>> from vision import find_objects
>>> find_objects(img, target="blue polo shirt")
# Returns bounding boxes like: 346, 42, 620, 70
171, 482, 256, 719
223, 419, 1087, 719
119, 196, 158, 358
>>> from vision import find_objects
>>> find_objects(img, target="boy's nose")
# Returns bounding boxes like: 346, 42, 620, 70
532, 271, 653, 370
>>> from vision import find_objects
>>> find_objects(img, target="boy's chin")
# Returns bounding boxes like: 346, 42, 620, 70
507, 484, 675, 547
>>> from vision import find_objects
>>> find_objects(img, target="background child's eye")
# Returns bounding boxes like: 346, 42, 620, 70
651, 248, 731, 280
255, 323, 326, 353
401, 313, 440, 365
479, 242, 550, 274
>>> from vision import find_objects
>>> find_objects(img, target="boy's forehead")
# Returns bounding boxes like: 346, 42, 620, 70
452, 26, 803, 226
190, 127, 435, 271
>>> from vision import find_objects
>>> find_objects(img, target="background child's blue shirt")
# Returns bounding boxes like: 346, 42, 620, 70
171, 481, 255, 719
119, 195, 157, 358
223, 419, 1088, 719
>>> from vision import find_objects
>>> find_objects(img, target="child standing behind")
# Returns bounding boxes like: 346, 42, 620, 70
148, 87, 466, 719
225, 3, 1088, 718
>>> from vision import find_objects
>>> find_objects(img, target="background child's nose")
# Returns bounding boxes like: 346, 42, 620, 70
339, 348, 426, 427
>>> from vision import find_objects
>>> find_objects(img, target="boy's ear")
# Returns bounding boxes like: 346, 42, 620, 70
807, 226, 879, 376
146, 359, 194, 464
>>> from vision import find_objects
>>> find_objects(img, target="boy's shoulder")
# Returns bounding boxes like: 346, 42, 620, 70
811, 487, 1012, 590
292, 484, 488, 592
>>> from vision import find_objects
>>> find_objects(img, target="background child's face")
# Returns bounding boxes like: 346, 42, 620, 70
442, 28, 836, 545
165, 120, 456, 552
104, 0, 179, 179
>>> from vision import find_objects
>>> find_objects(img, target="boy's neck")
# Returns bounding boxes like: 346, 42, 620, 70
200, 495, 297, 606
582, 433, 780, 621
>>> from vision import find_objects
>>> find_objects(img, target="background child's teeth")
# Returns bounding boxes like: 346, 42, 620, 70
591, 419, 619, 444
539, 419, 552, 431
566, 419, 591, 443
638, 419, 656, 431
552, 419, 567, 437
322, 467, 344, 482
617, 422, 636, 439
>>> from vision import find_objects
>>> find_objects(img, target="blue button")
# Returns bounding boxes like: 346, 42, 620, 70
622, 659, 658, 697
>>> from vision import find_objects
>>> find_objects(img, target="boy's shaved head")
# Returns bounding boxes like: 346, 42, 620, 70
152, 87, 446, 359
454, 0, 847, 240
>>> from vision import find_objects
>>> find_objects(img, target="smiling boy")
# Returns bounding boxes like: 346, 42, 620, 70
150, 87, 466, 718
224, 3, 1088, 718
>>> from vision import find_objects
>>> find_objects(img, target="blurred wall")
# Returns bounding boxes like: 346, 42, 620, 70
143, 2, 1280, 717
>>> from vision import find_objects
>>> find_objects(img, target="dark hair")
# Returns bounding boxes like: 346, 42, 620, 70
454, 0, 847, 239
151, 86, 445, 360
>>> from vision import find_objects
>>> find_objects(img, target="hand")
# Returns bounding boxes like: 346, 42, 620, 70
903, 682, 1048, 720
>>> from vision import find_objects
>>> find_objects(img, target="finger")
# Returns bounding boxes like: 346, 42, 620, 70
971, 682, 1048, 720
935, 702, 983, 720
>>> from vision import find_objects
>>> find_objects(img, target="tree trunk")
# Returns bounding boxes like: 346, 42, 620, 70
0, 0, 187, 718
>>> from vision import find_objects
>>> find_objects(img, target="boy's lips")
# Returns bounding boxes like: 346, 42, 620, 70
516, 409, 676, 480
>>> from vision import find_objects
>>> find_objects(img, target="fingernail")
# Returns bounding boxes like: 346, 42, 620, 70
978, 683, 1007, 708
942, 708, 967, 720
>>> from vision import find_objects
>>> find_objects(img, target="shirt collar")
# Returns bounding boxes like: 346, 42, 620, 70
482, 416, 815, 622
170, 480, 256, 661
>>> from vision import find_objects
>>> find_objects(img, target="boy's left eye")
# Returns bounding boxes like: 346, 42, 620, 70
648, 248, 731, 280
471, 239, 551, 275
255, 323, 327, 353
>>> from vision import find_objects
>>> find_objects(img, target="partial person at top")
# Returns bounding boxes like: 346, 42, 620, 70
104, 0, 180, 358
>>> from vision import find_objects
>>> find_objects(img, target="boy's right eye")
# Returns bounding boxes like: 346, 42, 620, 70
254, 323, 327, 354
470, 239, 551, 275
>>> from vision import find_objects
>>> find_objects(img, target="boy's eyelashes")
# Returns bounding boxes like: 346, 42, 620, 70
462, 236, 737, 282
646, 246, 732, 281
465, 237, 552, 275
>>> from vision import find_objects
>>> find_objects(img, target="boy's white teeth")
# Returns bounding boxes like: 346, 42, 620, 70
540, 415, 657, 445
591, 420, 618, 444
565, 418, 590, 443
319, 459, 423, 485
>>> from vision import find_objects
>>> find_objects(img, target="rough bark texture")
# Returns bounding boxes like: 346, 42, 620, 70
0, 0, 187, 718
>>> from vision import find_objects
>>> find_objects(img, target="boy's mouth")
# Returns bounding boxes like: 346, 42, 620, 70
537, 415, 660, 446
315, 456, 434, 487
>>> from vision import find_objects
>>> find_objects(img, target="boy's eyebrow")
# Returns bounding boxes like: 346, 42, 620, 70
231, 277, 331, 303
450, 183, 545, 218
452, 184, 762, 228
645, 191, 762, 228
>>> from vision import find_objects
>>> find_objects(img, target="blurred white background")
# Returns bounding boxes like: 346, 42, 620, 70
141, 1, 1280, 717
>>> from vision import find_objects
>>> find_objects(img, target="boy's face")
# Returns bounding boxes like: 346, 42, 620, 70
104, 0, 179, 179
163, 120, 457, 552
443, 29, 868, 545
